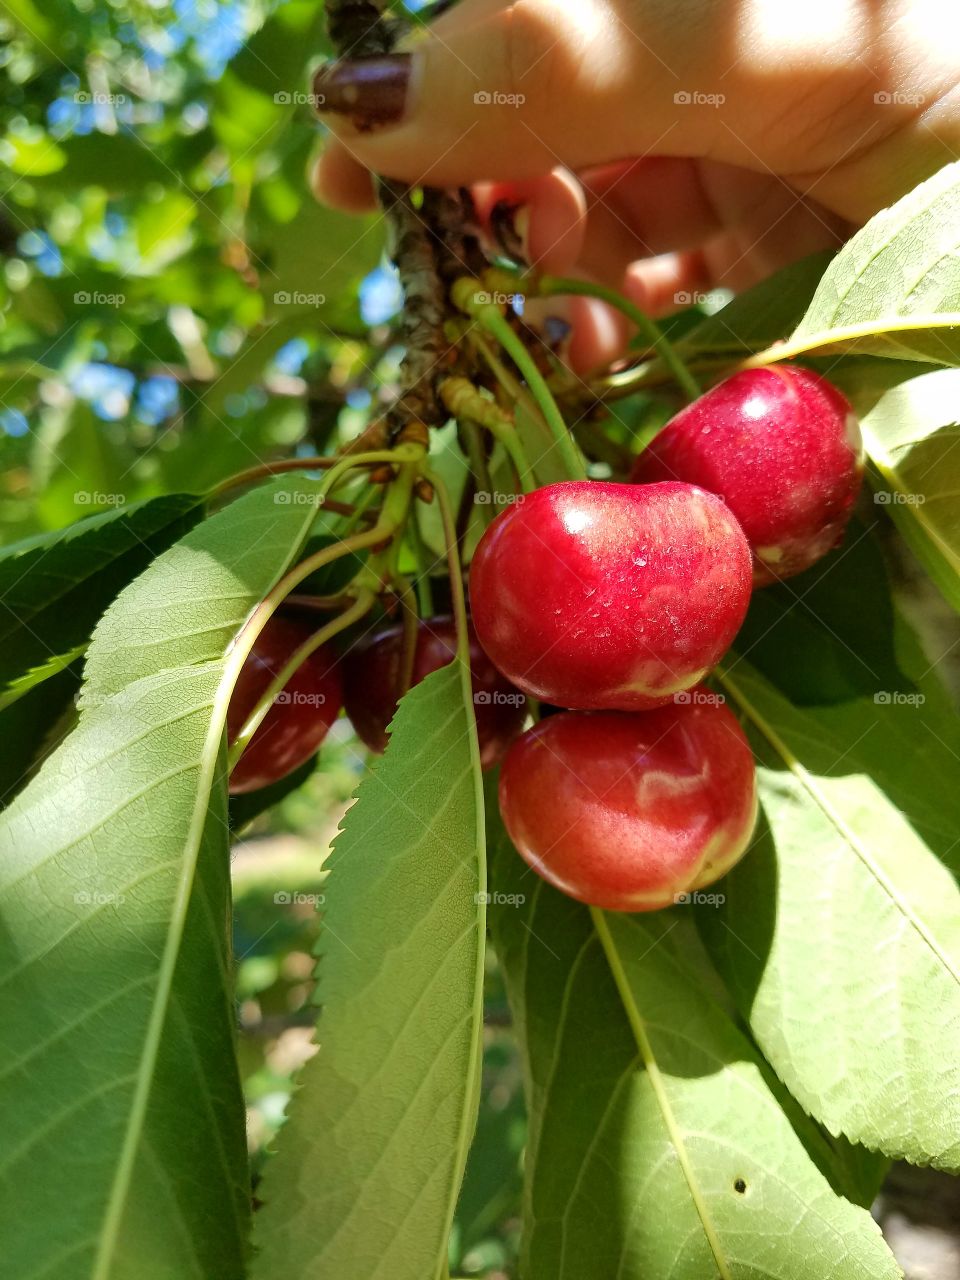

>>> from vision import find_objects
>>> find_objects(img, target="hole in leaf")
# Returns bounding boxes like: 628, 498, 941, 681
733, 1178, 747, 1194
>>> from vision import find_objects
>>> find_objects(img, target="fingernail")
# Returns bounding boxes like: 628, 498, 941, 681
312, 54, 413, 132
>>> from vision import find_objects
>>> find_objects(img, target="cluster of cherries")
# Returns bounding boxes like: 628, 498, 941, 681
229, 365, 863, 912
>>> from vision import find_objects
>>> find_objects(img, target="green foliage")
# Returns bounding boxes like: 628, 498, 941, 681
767, 160, 960, 364
0, 477, 323, 1278
488, 808, 900, 1279
252, 664, 487, 1280
0, 493, 201, 709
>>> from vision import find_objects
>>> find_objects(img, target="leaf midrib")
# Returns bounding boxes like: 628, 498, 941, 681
718, 668, 960, 992
590, 908, 732, 1280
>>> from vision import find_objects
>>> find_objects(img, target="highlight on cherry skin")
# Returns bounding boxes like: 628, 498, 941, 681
469, 480, 753, 712
631, 365, 863, 585
227, 614, 343, 795
498, 695, 758, 912
343, 615, 527, 770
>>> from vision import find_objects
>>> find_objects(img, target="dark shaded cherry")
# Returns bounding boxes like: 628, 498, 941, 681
227, 614, 342, 795
469, 480, 752, 711
499, 695, 757, 911
631, 365, 863, 584
343, 615, 527, 769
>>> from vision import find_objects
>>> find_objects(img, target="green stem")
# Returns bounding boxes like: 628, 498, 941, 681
228, 589, 375, 771
459, 294, 585, 480
428, 468, 472, 665
490, 421, 537, 494
539, 275, 701, 403
408, 507, 436, 617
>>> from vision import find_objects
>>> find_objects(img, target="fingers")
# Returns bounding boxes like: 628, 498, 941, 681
310, 139, 378, 213
471, 169, 587, 274
311, 0, 676, 187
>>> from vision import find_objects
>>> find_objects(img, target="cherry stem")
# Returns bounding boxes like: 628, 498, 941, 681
209, 445, 423, 502
407, 507, 435, 616
228, 587, 375, 772
397, 580, 420, 701
455, 287, 586, 480
427, 467, 472, 665
538, 275, 701, 403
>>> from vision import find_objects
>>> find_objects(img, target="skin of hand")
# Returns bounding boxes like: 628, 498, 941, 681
310, 0, 960, 371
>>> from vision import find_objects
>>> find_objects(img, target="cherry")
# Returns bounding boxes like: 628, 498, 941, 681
343, 616, 527, 769
499, 695, 757, 911
469, 480, 752, 711
630, 365, 863, 585
227, 614, 343, 795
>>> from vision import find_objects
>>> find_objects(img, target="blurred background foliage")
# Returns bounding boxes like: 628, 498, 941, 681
1, 1, 524, 1273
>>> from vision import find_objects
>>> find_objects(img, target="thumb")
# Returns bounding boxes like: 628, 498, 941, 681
312, 0, 668, 186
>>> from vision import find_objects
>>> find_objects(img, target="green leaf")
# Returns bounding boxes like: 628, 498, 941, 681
0, 493, 202, 710
703, 633, 960, 1172
0, 477, 324, 1278
488, 817, 900, 1279
733, 517, 909, 705
252, 662, 487, 1280
764, 161, 960, 364
675, 253, 833, 359
859, 367, 960, 612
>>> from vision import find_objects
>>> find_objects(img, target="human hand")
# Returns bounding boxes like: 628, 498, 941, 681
310, 0, 960, 368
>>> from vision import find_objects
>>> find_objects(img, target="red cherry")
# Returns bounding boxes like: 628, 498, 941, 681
343, 616, 527, 769
631, 366, 863, 585
227, 614, 342, 795
469, 480, 752, 711
499, 695, 757, 911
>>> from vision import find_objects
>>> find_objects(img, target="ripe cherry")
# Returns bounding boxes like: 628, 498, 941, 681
499, 695, 757, 911
343, 616, 527, 769
227, 614, 343, 795
631, 365, 863, 584
469, 480, 752, 712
